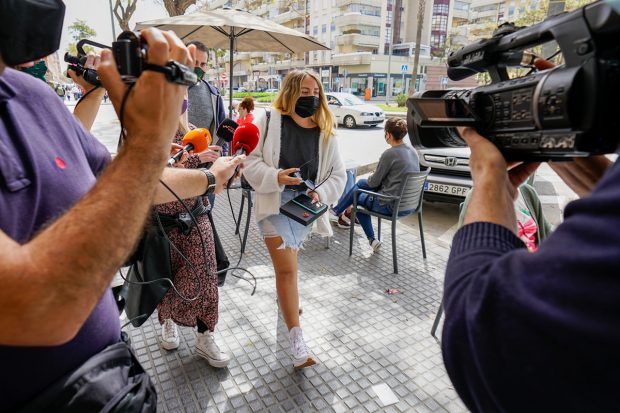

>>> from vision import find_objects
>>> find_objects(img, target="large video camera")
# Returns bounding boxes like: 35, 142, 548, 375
407, 0, 620, 160
64, 31, 197, 87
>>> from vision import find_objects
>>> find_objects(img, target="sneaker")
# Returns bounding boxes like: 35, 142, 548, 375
161, 319, 179, 350
195, 331, 231, 368
289, 327, 316, 369
370, 238, 382, 252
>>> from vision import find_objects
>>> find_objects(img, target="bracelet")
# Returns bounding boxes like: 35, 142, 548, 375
198, 168, 216, 197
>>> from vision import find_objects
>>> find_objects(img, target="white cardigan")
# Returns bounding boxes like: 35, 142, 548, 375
243, 108, 346, 236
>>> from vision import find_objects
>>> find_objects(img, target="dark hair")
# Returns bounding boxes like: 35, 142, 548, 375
186, 40, 209, 53
239, 96, 255, 112
384, 117, 407, 140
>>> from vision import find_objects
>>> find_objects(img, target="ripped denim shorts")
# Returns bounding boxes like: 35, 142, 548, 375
257, 190, 313, 250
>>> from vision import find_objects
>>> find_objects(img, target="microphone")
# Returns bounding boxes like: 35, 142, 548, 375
232, 122, 260, 156
167, 128, 211, 166
216, 118, 238, 143
228, 122, 260, 186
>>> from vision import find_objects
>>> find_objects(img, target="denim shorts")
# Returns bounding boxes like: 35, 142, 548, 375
257, 190, 313, 250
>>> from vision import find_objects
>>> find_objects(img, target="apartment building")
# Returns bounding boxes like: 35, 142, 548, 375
204, 0, 479, 96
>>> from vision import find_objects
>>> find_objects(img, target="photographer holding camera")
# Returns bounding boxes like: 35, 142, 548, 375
0, 1, 243, 411
400, 1, 620, 410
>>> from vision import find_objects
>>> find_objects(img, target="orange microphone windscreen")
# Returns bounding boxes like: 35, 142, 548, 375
182, 128, 211, 153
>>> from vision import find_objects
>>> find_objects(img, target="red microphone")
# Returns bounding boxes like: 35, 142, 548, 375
228, 122, 259, 186
232, 122, 260, 156
167, 128, 212, 166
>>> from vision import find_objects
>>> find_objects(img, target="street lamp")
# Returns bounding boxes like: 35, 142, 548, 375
108, 0, 116, 40
386, 0, 396, 105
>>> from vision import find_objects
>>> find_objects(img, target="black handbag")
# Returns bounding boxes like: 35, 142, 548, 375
206, 210, 230, 286
122, 220, 173, 328
15, 340, 157, 413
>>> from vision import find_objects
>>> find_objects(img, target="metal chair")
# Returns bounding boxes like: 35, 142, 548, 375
348, 170, 430, 274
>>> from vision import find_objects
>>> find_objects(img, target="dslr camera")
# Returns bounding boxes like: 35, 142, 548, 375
407, 0, 620, 160
64, 31, 196, 87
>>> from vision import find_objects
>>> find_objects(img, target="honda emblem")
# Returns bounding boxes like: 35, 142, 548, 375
444, 157, 457, 167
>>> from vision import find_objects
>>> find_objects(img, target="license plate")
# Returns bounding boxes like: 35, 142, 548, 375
424, 182, 470, 197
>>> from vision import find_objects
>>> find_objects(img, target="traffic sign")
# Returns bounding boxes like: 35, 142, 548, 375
401, 64, 409, 74
221, 72, 227, 79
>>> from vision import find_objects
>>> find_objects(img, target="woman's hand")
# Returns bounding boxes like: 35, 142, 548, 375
170, 143, 188, 167
278, 168, 302, 186
197, 145, 222, 163
308, 191, 320, 203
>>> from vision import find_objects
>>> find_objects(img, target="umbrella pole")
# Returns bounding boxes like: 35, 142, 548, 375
229, 30, 234, 118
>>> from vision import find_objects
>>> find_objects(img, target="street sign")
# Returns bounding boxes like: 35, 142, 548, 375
221, 73, 227, 80
401, 64, 409, 74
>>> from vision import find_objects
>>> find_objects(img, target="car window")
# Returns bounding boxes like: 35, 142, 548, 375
341, 94, 364, 106
327, 95, 340, 105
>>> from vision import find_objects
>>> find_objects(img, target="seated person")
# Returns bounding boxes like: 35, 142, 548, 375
459, 181, 552, 251
332, 117, 420, 251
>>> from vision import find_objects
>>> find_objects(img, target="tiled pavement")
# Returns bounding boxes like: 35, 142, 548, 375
122, 190, 467, 413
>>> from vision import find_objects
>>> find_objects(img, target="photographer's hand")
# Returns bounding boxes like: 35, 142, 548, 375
459, 127, 539, 234
99, 29, 195, 161
549, 156, 612, 198
69, 52, 105, 131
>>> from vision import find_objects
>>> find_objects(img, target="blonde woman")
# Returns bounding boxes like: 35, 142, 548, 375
244, 70, 346, 369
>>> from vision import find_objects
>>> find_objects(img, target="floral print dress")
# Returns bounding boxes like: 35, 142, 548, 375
155, 129, 219, 331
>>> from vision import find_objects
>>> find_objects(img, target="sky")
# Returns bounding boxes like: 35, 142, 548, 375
59, 0, 204, 55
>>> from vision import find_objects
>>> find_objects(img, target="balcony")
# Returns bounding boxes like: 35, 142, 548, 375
336, 33, 380, 48
334, 12, 381, 27
451, 8, 469, 20
272, 9, 305, 25
331, 52, 373, 65
336, 0, 378, 7
274, 59, 306, 69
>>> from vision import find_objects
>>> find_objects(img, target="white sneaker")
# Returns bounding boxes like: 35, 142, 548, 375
370, 238, 382, 252
161, 319, 179, 350
195, 331, 231, 368
289, 327, 316, 369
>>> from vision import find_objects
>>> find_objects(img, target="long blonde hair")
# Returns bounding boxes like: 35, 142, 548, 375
273, 70, 335, 140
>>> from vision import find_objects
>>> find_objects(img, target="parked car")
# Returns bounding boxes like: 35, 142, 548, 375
325, 92, 385, 128
406, 98, 472, 203
265, 88, 279, 93
232, 86, 247, 92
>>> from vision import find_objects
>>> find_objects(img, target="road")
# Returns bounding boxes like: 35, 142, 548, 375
83, 103, 574, 248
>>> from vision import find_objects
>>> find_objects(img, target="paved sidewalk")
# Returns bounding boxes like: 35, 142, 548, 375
123, 190, 466, 412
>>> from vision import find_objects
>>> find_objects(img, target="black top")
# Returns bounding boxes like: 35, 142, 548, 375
279, 115, 320, 191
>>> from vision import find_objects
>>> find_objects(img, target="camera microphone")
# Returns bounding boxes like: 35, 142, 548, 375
168, 128, 211, 166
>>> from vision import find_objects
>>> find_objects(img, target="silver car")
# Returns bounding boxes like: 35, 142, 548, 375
326, 92, 385, 128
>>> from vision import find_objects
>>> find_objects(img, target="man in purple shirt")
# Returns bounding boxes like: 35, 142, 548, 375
0, 1, 244, 411
443, 124, 618, 411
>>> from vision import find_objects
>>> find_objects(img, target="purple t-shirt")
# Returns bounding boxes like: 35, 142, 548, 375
0, 69, 120, 411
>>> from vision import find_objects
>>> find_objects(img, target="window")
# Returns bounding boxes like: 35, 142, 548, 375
313, 26, 318, 35
432, 3, 449, 14
322, 24, 326, 33
454, 1, 469, 11
330, 22, 335, 31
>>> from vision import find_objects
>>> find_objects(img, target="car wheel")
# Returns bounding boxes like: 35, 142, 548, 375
344, 115, 356, 129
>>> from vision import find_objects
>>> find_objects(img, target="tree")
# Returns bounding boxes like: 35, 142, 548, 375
409, 0, 426, 95
66, 19, 97, 56
114, 0, 138, 32
160, 0, 198, 16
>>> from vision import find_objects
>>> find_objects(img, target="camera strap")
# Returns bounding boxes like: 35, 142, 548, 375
143, 61, 196, 85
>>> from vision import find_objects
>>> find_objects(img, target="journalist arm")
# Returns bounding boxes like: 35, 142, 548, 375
442, 127, 620, 411
0, 30, 198, 346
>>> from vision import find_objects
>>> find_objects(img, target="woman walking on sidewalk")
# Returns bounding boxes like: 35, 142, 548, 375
244, 70, 346, 369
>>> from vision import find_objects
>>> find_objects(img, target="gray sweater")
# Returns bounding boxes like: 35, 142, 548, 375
367, 143, 420, 205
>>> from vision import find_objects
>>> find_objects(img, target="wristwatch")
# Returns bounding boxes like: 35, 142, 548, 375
199, 168, 216, 196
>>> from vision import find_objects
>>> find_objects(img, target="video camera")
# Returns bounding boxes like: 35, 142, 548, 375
64, 31, 197, 87
407, 0, 620, 161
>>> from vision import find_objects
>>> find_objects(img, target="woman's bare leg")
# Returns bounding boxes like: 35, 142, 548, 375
264, 236, 300, 330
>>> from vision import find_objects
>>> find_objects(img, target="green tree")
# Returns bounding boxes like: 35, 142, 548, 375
66, 19, 97, 56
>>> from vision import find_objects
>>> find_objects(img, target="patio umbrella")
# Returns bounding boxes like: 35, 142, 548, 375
136, 8, 330, 116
